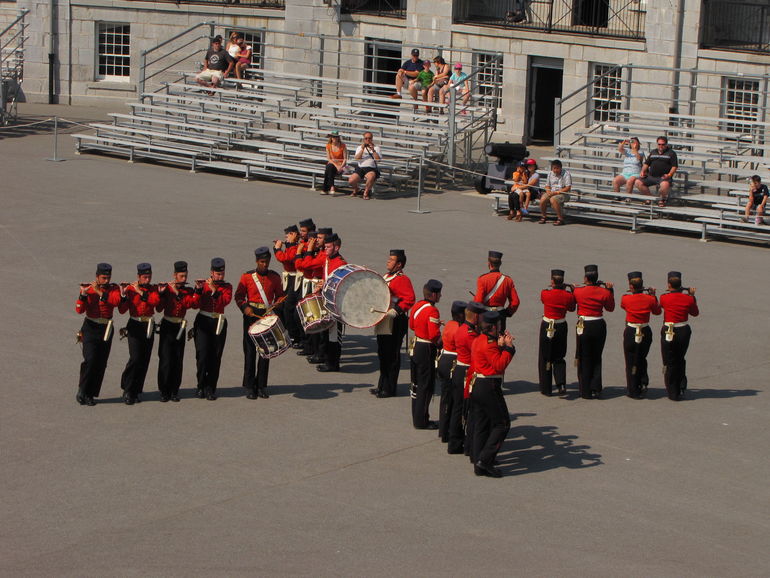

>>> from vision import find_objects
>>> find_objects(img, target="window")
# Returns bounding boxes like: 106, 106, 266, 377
225, 30, 264, 68
97, 23, 130, 81
573, 0, 609, 28
473, 52, 504, 110
591, 64, 622, 122
364, 38, 401, 96
721, 77, 761, 134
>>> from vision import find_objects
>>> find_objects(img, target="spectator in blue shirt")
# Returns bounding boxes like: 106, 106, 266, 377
440, 63, 471, 107
393, 49, 422, 98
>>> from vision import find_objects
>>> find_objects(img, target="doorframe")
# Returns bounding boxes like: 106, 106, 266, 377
525, 56, 564, 144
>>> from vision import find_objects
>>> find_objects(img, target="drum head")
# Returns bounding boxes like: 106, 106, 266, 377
248, 315, 278, 335
330, 267, 390, 328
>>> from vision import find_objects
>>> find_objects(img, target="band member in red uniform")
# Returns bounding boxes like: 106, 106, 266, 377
539, 269, 576, 396
659, 271, 699, 401
572, 264, 615, 399
437, 301, 466, 443
274, 225, 302, 347
620, 271, 661, 399
294, 218, 316, 356
297, 227, 331, 362
75, 262, 122, 406
409, 279, 442, 429
193, 257, 233, 400
372, 249, 415, 398
118, 263, 161, 405
157, 261, 200, 402
455, 301, 485, 457
235, 247, 286, 399
470, 310, 515, 478
474, 250, 520, 331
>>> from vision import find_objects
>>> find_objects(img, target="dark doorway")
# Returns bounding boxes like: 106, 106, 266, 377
364, 38, 401, 96
528, 59, 563, 144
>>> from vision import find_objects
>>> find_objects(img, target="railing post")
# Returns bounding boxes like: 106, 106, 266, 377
409, 155, 430, 214
553, 97, 562, 147
138, 51, 147, 98
209, 22, 216, 39
447, 88, 456, 166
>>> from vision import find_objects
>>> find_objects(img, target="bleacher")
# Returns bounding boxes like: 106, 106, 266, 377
490, 108, 769, 245
72, 70, 495, 196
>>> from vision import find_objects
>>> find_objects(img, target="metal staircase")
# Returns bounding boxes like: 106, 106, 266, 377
1, 9, 28, 126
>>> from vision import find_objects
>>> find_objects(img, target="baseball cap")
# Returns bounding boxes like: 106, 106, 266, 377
454, 62, 463, 69
526, 158, 537, 165
411, 48, 420, 56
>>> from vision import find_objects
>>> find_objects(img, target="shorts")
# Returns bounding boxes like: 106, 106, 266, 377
642, 175, 672, 187
413, 81, 426, 91
355, 166, 379, 179
196, 70, 224, 83
622, 170, 640, 179
434, 78, 449, 87
545, 192, 570, 206
237, 57, 250, 65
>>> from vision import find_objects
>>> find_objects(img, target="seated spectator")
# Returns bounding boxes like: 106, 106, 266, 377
743, 174, 768, 225
322, 130, 347, 196
506, 162, 528, 221
440, 63, 471, 108
348, 132, 382, 200
227, 33, 252, 80
196, 36, 234, 91
409, 60, 434, 109
539, 159, 571, 226
613, 137, 644, 196
635, 135, 677, 207
521, 158, 541, 216
426, 57, 450, 112
393, 49, 422, 99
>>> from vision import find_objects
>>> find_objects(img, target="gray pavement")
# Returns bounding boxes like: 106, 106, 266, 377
1, 104, 769, 577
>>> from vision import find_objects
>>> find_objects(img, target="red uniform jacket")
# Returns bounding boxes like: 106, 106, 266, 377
541, 288, 577, 319
76, 284, 122, 318
455, 322, 478, 366
409, 299, 441, 343
659, 291, 699, 323
198, 282, 233, 314
573, 285, 615, 317
298, 252, 347, 283
274, 243, 299, 273
474, 271, 520, 314
234, 269, 285, 312
384, 271, 415, 314
118, 285, 161, 317
295, 246, 322, 279
441, 320, 461, 353
158, 285, 200, 318
470, 332, 515, 377
620, 292, 661, 323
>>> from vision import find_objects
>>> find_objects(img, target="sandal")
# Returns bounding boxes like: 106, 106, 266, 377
506, 213, 514, 221
363, 193, 371, 200
538, 218, 547, 224
553, 219, 565, 226
514, 213, 522, 222
657, 199, 667, 207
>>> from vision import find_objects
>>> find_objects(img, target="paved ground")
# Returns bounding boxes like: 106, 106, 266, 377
1, 104, 769, 577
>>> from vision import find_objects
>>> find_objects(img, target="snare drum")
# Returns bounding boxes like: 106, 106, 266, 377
296, 294, 335, 334
247, 315, 290, 359
322, 264, 391, 329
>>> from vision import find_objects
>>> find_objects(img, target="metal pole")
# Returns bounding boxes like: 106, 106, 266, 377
553, 97, 562, 147
409, 155, 430, 214
139, 51, 146, 98
46, 116, 64, 162
447, 89, 456, 166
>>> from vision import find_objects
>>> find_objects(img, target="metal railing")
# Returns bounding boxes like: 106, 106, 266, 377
1, 8, 28, 126
340, 0, 406, 18
126, 0, 284, 6
453, 0, 646, 40
701, 0, 770, 54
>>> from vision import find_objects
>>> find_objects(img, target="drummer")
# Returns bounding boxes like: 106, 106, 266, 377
296, 227, 331, 363
234, 247, 285, 399
293, 218, 316, 356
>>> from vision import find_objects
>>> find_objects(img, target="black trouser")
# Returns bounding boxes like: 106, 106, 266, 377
281, 275, 303, 344
194, 313, 227, 395
376, 313, 408, 396
576, 318, 606, 399
323, 162, 339, 192
471, 377, 510, 467
318, 322, 343, 368
410, 341, 436, 428
120, 318, 155, 399
661, 324, 691, 400
507, 191, 521, 213
623, 325, 652, 398
538, 320, 568, 395
78, 319, 113, 399
242, 315, 270, 393
452, 365, 473, 456
157, 318, 186, 397
437, 352, 456, 442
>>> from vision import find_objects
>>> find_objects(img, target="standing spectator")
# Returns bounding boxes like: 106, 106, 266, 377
743, 175, 768, 225
348, 132, 381, 200
539, 159, 572, 226
409, 60, 434, 109
613, 137, 644, 196
427, 56, 451, 112
195, 36, 234, 90
441, 63, 471, 107
636, 135, 678, 207
393, 49, 422, 98
322, 130, 347, 195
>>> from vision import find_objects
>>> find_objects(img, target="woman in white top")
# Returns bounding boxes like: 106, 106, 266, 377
613, 137, 644, 195
347, 132, 382, 200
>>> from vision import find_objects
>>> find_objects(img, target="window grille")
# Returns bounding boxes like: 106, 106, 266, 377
721, 77, 761, 134
97, 23, 131, 81
473, 52, 504, 110
226, 30, 264, 68
592, 64, 622, 122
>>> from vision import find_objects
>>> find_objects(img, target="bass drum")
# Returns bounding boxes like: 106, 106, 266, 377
321, 264, 391, 329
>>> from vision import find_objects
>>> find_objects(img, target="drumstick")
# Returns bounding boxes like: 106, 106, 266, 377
370, 307, 389, 314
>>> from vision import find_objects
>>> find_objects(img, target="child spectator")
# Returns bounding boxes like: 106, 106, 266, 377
409, 60, 434, 109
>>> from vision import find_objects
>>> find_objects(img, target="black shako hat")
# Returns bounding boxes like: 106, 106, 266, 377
254, 247, 271, 260
96, 262, 112, 275
584, 264, 599, 274
551, 269, 565, 277
317, 227, 333, 235
137, 262, 152, 275
627, 271, 642, 280
299, 218, 315, 229
668, 271, 682, 280
210, 257, 225, 272
451, 300, 468, 315
325, 233, 340, 244
284, 225, 299, 234
389, 249, 405, 258
488, 250, 503, 260
467, 301, 486, 314
482, 310, 501, 324
174, 261, 188, 273
426, 279, 442, 293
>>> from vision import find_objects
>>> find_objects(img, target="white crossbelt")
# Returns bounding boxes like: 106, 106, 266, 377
664, 321, 688, 328
580, 316, 603, 321
543, 316, 566, 323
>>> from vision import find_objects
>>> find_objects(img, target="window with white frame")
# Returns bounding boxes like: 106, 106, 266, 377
225, 30, 264, 68
96, 23, 131, 81
721, 77, 761, 135
473, 52, 504, 110
592, 64, 622, 122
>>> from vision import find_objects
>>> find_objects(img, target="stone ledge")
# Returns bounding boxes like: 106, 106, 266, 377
87, 81, 137, 92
